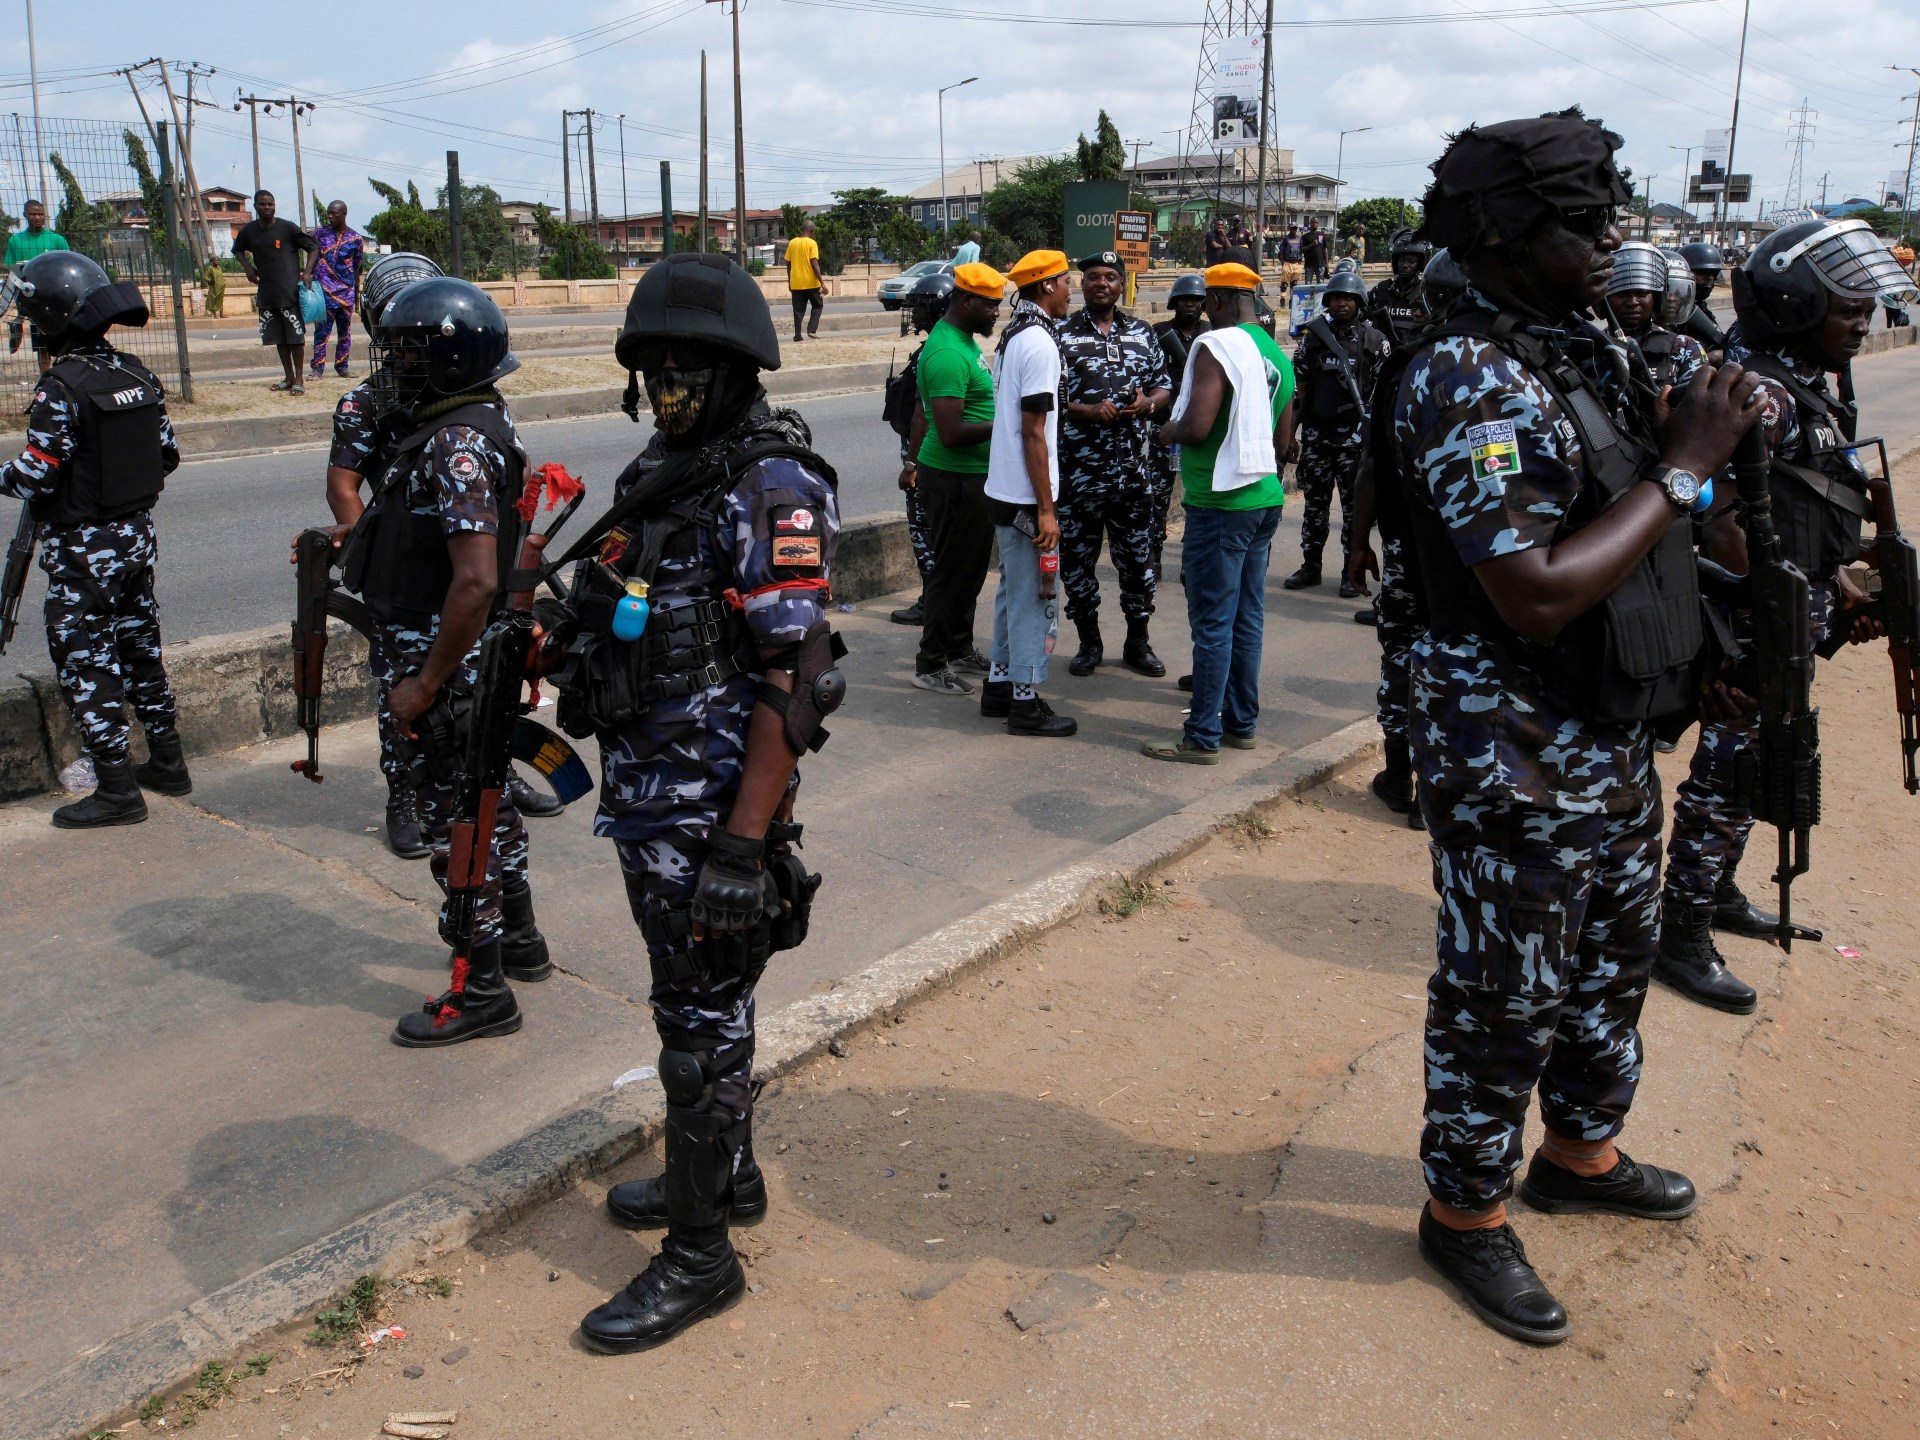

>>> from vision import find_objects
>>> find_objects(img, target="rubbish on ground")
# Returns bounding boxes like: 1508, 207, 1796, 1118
613, 1065, 658, 1088
58, 757, 96, 794
360, 1326, 407, 1347
1835, 945, 1862, 958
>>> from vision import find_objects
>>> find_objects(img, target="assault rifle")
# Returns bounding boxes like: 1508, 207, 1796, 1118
289, 528, 372, 783
1810, 437, 1919, 794
443, 612, 534, 976
1, 506, 36, 656
1733, 422, 1820, 951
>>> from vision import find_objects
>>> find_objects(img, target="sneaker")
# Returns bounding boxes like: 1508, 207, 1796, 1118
911, 668, 974, 696
951, 648, 991, 675
1417, 1208, 1569, 1346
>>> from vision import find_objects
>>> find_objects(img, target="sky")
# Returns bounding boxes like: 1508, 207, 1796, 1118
2, 0, 1918, 230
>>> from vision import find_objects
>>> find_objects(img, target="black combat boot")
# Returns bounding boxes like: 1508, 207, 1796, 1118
501, 884, 552, 982
1122, 618, 1166, 677
385, 778, 430, 860
979, 679, 1013, 719
1417, 1208, 1569, 1346
889, 594, 926, 626
607, 1125, 769, 1229
1370, 736, 1417, 815
1653, 897, 1758, 1014
1007, 696, 1077, 738
580, 1105, 747, 1352
509, 768, 565, 818
391, 940, 523, 1047
1337, 575, 1362, 599
1712, 873, 1821, 944
51, 755, 148, 829
1067, 617, 1103, 677
1519, 1149, 1697, 1220
1281, 560, 1322, 590
133, 732, 193, 796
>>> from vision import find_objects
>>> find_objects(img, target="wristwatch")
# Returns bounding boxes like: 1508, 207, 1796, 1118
1650, 466, 1703, 512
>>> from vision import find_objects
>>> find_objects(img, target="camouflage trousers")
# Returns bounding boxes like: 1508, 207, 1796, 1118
1417, 772, 1665, 1212
372, 621, 530, 948
1663, 583, 1835, 907
1146, 442, 1178, 579
1295, 434, 1362, 570
1373, 531, 1421, 743
366, 631, 407, 781
905, 480, 934, 581
40, 515, 179, 765
1056, 472, 1160, 625
616, 835, 769, 1124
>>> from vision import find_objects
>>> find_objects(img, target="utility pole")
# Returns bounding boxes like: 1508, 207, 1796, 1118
1817, 172, 1830, 209
1252, 0, 1274, 254
561, 112, 573, 223
1718, 0, 1753, 242
1895, 69, 1920, 243
148, 61, 212, 261
447, 151, 464, 279
24, 0, 48, 205
730, 0, 747, 262
155, 120, 192, 402
660, 161, 675, 258
585, 109, 600, 236
237, 94, 265, 196
288, 98, 311, 224
180, 62, 218, 256
699, 52, 710, 253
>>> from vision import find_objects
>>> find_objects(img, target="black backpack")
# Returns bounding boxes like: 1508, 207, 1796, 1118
882, 344, 924, 440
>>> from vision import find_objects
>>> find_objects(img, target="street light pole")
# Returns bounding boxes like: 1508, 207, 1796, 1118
1668, 144, 1696, 221
24, 0, 49, 204
1330, 125, 1371, 251
1894, 68, 1920, 242
937, 77, 977, 244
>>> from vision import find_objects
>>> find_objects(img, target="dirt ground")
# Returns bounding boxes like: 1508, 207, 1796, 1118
117, 643, 1917, 1440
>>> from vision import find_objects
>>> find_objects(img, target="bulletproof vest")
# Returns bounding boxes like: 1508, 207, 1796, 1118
1365, 347, 1425, 615
38, 352, 167, 526
1396, 309, 1706, 727
344, 400, 527, 627
1370, 280, 1424, 349
1632, 328, 1682, 390
1735, 352, 1870, 580
1154, 321, 1200, 400
1301, 319, 1368, 428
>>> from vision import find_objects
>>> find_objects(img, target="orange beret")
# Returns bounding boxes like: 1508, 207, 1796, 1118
1008, 249, 1069, 289
951, 261, 1007, 298
1203, 262, 1262, 291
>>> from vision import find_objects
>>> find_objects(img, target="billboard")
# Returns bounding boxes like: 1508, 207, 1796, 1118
1210, 35, 1264, 149
1063, 181, 1129, 268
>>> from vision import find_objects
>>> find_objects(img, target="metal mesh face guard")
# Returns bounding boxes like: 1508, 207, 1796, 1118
1768, 219, 1917, 301
1605, 242, 1668, 297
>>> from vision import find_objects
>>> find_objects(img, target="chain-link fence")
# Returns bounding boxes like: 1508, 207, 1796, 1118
2, 114, 192, 406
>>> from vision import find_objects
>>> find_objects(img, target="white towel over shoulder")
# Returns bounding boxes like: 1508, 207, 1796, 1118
1169, 326, 1277, 494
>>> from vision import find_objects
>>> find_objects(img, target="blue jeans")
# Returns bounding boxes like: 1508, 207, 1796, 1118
1181, 503, 1280, 750
991, 525, 1057, 687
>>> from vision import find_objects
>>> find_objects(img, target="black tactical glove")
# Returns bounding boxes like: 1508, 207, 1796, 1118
691, 828, 772, 933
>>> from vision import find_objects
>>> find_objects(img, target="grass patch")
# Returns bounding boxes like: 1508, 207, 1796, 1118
1229, 810, 1275, 843
1101, 877, 1171, 919
307, 1273, 382, 1346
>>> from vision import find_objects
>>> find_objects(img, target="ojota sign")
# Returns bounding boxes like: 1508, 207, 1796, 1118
1063, 181, 1129, 266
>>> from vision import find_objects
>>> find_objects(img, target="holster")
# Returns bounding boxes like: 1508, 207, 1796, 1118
401, 689, 467, 792
653, 906, 775, 989
766, 819, 822, 953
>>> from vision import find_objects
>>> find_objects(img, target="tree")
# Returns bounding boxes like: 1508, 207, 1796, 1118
878, 211, 934, 265
1167, 222, 1205, 268
1075, 110, 1125, 183
366, 179, 449, 266
779, 202, 809, 244
1846, 204, 1912, 240
122, 128, 184, 269
437, 182, 515, 279
813, 214, 853, 275
983, 155, 1080, 252
830, 186, 907, 245
48, 152, 113, 263
533, 203, 614, 280
1336, 197, 1421, 260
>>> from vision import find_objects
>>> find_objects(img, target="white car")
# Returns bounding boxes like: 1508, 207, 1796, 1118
878, 260, 955, 310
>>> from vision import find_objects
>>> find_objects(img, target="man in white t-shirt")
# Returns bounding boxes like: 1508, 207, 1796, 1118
978, 249, 1077, 738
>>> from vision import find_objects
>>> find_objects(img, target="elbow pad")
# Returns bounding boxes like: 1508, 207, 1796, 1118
756, 619, 848, 754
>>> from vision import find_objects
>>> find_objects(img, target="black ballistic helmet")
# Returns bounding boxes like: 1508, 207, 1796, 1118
1168, 272, 1208, 301
1731, 217, 1918, 348
371, 277, 518, 411
616, 252, 781, 374
907, 270, 955, 320
1422, 247, 1470, 314
1323, 271, 1369, 301
1678, 241, 1724, 277
1388, 227, 1433, 264
359, 251, 444, 330
0, 250, 149, 339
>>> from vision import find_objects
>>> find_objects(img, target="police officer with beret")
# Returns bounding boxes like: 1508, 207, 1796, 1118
1, 251, 189, 827
536, 254, 843, 1351
1392, 109, 1764, 1344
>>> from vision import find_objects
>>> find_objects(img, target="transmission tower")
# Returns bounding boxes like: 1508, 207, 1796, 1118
1183, 0, 1263, 208
1783, 99, 1815, 209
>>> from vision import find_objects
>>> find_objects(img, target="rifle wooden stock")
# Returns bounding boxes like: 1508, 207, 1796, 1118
441, 611, 534, 967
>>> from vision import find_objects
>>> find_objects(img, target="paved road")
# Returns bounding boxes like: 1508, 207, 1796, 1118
0, 389, 908, 644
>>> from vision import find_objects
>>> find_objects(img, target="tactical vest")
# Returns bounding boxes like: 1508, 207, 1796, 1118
343, 400, 527, 628
1736, 353, 1870, 581
1633, 329, 1683, 391
1370, 281, 1424, 349
38, 352, 167, 526
1301, 320, 1369, 429
1397, 309, 1706, 727
551, 434, 839, 739
1154, 322, 1200, 401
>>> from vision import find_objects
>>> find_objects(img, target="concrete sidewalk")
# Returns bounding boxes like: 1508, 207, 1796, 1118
0, 513, 1380, 1429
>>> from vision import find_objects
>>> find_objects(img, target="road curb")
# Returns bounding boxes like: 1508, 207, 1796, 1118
10, 717, 1381, 1440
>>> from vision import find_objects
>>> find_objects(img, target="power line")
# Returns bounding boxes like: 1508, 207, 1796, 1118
780, 0, 1720, 27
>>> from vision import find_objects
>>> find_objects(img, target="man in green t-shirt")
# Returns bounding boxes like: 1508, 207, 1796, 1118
1147, 262, 1295, 762
5, 200, 71, 373
909, 260, 1005, 694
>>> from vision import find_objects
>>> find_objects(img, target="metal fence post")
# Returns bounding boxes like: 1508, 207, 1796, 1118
156, 120, 193, 402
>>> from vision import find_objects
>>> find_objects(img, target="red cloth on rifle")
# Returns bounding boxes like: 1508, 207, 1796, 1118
518, 462, 586, 522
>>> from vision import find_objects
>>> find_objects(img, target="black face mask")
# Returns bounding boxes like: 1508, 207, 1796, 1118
644, 366, 717, 437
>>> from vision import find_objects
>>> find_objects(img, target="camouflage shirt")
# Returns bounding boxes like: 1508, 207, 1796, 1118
327, 381, 402, 476
1396, 289, 1651, 814
0, 341, 180, 502
1057, 308, 1169, 488
593, 407, 840, 845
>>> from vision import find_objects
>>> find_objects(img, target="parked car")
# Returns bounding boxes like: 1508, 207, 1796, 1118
879, 259, 954, 310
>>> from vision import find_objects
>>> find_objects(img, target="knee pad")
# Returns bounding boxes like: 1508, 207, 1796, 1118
658, 1036, 753, 1112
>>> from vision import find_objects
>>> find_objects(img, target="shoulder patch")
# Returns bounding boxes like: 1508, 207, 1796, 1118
447, 449, 482, 483
775, 505, 816, 535
1466, 419, 1520, 480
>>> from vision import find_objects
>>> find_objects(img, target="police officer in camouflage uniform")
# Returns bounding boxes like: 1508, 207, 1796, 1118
1655, 217, 1915, 1012
1395, 111, 1764, 1345
1366, 228, 1433, 351
1149, 272, 1209, 581
539, 254, 841, 1352
340, 277, 549, 1046
1057, 251, 1172, 678
0, 251, 189, 828
1604, 242, 1706, 394
1283, 270, 1388, 595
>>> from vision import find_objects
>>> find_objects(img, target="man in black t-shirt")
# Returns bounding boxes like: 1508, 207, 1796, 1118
232, 190, 316, 394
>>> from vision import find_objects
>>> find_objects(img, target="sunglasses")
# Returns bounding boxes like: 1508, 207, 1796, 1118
1557, 206, 1620, 240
